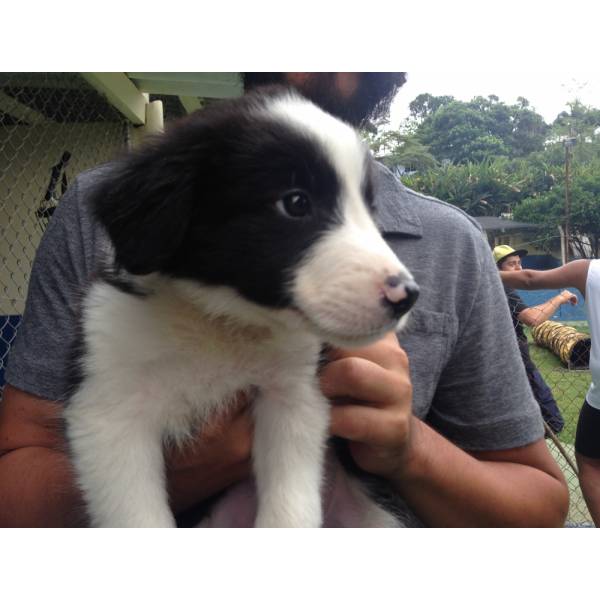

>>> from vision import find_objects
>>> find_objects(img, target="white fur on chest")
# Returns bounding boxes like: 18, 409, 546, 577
66, 277, 332, 527
77, 278, 322, 442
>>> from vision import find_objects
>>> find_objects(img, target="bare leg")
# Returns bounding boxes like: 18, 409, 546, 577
576, 452, 600, 527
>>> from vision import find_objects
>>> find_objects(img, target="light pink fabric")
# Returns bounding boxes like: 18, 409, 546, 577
199, 450, 383, 527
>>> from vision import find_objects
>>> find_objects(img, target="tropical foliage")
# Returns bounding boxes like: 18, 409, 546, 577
365, 94, 600, 257
514, 160, 600, 258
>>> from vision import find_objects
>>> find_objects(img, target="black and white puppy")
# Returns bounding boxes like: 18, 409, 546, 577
65, 86, 419, 527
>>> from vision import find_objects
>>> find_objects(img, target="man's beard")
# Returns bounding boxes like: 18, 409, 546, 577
242, 72, 406, 127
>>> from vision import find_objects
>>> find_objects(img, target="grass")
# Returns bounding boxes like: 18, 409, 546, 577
527, 321, 594, 525
526, 321, 591, 445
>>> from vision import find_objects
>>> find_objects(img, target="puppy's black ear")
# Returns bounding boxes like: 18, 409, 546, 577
92, 137, 198, 275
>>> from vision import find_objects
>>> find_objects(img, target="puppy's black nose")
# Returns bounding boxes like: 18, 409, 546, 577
382, 278, 419, 319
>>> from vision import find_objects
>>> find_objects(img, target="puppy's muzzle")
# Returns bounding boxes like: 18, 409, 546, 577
382, 276, 420, 319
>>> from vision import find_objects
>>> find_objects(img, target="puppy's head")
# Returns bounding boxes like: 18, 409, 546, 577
93, 86, 418, 345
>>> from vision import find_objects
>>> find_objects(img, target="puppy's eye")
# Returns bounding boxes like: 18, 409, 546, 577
276, 191, 312, 218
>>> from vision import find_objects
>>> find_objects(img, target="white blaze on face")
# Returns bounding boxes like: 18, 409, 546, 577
266, 94, 415, 345
291, 190, 413, 344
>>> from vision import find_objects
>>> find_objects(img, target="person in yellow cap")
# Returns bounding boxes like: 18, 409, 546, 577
493, 245, 577, 434
492, 244, 528, 266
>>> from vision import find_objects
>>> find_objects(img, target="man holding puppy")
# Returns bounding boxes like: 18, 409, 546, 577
0, 72, 568, 526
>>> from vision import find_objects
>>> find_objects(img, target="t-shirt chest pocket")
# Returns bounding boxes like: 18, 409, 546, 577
397, 307, 452, 418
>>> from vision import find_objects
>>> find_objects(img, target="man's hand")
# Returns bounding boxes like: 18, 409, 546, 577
166, 393, 254, 514
320, 332, 414, 480
318, 333, 569, 527
558, 290, 578, 306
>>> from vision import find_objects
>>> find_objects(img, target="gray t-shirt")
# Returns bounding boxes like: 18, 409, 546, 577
5, 162, 544, 525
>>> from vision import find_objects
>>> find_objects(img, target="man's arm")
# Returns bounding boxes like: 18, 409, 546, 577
0, 384, 253, 526
0, 386, 83, 526
322, 334, 569, 527
397, 421, 568, 527
517, 290, 578, 327
500, 259, 591, 297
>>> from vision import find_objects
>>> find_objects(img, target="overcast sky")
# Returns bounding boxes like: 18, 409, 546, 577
388, 71, 600, 128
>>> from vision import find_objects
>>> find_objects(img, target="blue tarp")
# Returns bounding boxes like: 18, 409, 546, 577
518, 289, 587, 322
512, 256, 587, 322
521, 255, 562, 270
0, 315, 21, 390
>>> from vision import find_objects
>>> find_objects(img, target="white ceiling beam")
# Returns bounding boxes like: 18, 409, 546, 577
179, 96, 204, 114
127, 73, 242, 99
127, 72, 239, 82
81, 72, 148, 125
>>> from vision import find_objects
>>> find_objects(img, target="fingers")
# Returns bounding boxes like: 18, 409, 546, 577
169, 391, 252, 456
200, 390, 250, 432
168, 405, 254, 470
561, 290, 578, 305
322, 335, 413, 460
320, 355, 411, 409
326, 331, 409, 373
203, 399, 253, 440
330, 403, 409, 446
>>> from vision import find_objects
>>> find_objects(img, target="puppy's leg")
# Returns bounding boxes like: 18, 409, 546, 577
252, 379, 329, 528
66, 385, 175, 528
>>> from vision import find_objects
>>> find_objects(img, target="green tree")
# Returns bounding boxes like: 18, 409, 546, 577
365, 129, 437, 172
545, 100, 600, 165
402, 156, 558, 217
552, 100, 600, 139
408, 93, 454, 121
511, 108, 552, 156
414, 95, 549, 164
514, 160, 600, 258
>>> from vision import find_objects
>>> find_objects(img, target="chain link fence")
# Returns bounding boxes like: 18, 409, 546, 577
0, 74, 190, 395
506, 285, 594, 526
0, 72, 129, 391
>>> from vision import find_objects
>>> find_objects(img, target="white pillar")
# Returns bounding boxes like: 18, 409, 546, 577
129, 99, 164, 147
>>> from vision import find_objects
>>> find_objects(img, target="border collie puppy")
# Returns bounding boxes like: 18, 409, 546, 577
65, 86, 419, 527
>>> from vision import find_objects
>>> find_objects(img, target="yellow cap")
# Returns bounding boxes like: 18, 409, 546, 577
492, 245, 528, 264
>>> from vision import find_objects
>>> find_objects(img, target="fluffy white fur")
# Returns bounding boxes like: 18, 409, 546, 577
65, 94, 415, 527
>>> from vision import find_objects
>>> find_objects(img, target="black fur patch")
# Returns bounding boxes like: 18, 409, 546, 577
64, 309, 87, 403
98, 267, 150, 298
90, 87, 373, 308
